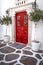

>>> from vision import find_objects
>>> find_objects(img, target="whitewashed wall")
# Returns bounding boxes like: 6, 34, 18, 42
0, 0, 2, 16
0, 24, 3, 40
0, 24, 12, 41
0, 0, 15, 16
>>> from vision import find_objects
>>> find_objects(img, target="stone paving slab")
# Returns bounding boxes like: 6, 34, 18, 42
16, 50, 21, 53
0, 46, 15, 53
35, 50, 43, 53
39, 61, 43, 65
5, 54, 19, 61
23, 50, 33, 55
24, 47, 31, 50
16, 64, 21, 65
35, 54, 42, 59
0, 61, 17, 65
20, 56, 37, 65
0, 43, 6, 48
0, 54, 4, 60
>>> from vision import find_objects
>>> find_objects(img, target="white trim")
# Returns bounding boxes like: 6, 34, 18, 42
9, 3, 32, 46
8, 2, 33, 10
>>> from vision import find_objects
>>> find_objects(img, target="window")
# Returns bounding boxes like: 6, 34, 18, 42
17, 21, 20, 26
17, 16, 20, 26
17, 16, 20, 20
24, 14, 28, 20
24, 14, 28, 26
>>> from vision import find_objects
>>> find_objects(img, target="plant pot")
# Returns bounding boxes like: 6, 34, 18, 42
4, 35, 10, 42
31, 40, 40, 51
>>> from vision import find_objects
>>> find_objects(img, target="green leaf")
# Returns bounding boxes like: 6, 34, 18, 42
2, 15, 12, 25
30, 9, 43, 22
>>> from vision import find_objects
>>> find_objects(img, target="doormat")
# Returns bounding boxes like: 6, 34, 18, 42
9, 43, 26, 49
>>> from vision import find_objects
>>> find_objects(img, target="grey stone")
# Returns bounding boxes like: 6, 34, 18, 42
0, 54, 4, 60
35, 54, 42, 59
24, 47, 31, 50
36, 50, 43, 53
16, 64, 21, 65
16, 50, 21, 53
20, 56, 37, 65
0, 46, 15, 53
5, 54, 19, 61
0, 62, 9, 65
0, 61, 17, 65
0, 43, 6, 48
23, 50, 33, 55
39, 61, 43, 65
9, 61, 17, 65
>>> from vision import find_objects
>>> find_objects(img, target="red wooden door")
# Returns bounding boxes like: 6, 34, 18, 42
16, 11, 28, 44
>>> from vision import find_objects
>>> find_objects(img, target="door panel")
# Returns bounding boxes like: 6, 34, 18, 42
16, 11, 28, 44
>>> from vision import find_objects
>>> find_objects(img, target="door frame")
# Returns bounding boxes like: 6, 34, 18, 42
15, 10, 28, 44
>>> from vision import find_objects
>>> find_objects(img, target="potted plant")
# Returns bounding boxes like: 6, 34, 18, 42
2, 11, 12, 42
30, 0, 43, 51
30, 9, 41, 51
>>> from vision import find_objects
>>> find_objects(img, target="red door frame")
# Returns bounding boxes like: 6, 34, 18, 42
15, 11, 28, 44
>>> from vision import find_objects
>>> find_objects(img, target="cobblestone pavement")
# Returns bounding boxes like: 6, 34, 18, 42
0, 42, 43, 65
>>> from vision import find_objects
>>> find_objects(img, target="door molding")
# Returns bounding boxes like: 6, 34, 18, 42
11, 10, 32, 45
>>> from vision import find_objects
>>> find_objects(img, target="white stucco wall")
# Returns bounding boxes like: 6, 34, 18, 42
0, 24, 12, 41
0, 24, 3, 40
0, 0, 2, 16
0, 0, 15, 16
